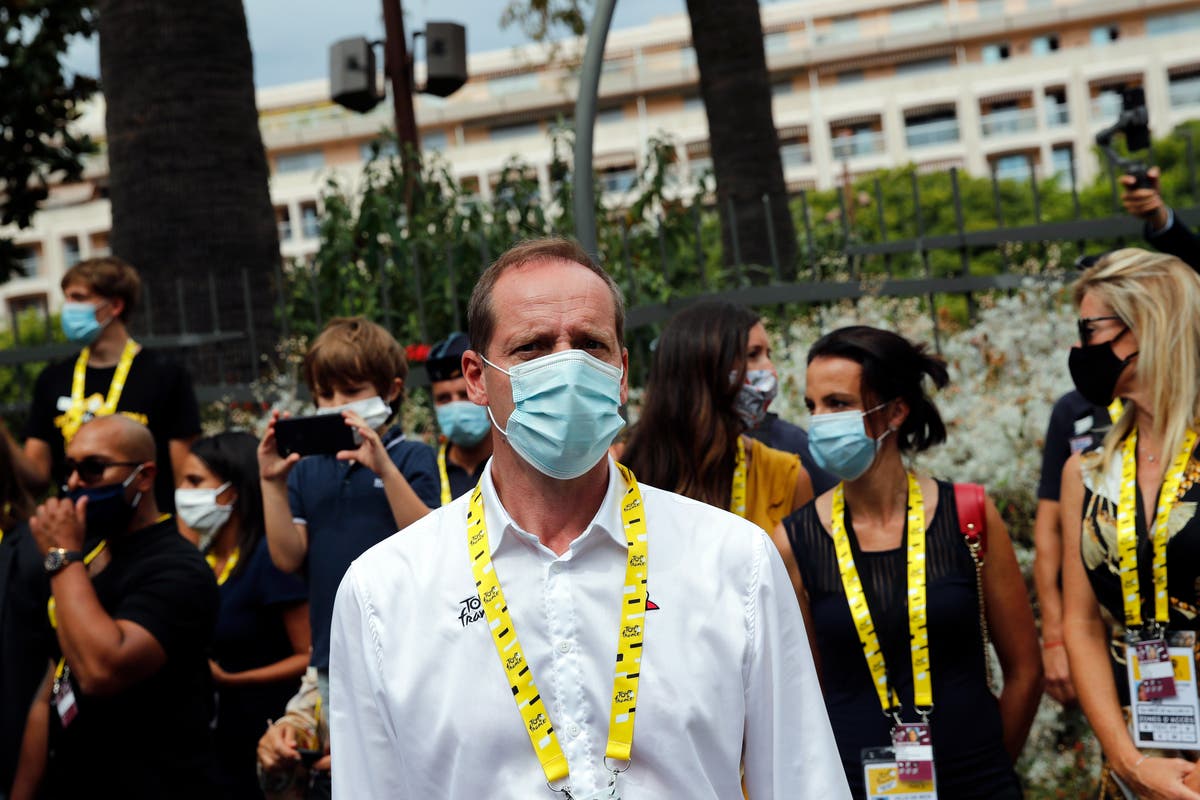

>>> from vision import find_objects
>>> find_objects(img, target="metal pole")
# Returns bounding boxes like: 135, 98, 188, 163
572, 0, 618, 256
382, 0, 420, 152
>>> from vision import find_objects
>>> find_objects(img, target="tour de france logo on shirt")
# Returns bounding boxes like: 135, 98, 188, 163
458, 591, 660, 629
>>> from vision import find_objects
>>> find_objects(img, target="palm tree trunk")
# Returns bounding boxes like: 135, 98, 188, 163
97, 0, 278, 380
686, 0, 797, 280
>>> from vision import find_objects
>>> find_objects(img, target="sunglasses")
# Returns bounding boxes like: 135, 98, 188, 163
64, 456, 143, 484
1077, 316, 1125, 346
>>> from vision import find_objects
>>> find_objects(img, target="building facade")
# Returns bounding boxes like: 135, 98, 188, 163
5, 0, 1200, 324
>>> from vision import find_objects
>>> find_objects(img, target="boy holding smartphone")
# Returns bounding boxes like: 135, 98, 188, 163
256, 317, 439, 784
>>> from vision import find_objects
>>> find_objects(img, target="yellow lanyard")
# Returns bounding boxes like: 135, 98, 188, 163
1116, 427, 1197, 630
730, 436, 747, 517
438, 443, 453, 507
467, 462, 648, 785
206, 547, 241, 586
1108, 399, 1125, 425
831, 473, 930, 716
47, 538, 109, 630
61, 338, 139, 445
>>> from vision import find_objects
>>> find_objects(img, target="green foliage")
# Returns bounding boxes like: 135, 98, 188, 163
0, 308, 66, 427
0, 1, 98, 281
279, 127, 711, 355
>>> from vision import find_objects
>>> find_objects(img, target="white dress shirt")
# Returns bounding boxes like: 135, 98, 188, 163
330, 458, 849, 799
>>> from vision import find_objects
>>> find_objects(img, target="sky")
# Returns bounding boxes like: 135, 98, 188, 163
64, 0, 687, 89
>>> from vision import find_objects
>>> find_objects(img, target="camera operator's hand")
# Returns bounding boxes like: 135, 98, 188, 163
1122, 166, 1171, 231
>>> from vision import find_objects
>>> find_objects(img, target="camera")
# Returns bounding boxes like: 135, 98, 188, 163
1095, 87, 1152, 188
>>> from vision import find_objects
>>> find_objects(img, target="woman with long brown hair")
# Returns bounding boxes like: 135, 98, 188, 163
622, 300, 812, 533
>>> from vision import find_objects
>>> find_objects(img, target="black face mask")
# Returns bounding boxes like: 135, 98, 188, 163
66, 465, 143, 540
1068, 327, 1137, 407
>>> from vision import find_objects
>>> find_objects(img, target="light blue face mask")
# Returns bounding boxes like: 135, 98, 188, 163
437, 401, 492, 447
61, 301, 109, 344
482, 349, 625, 480
807, 402, 892, 481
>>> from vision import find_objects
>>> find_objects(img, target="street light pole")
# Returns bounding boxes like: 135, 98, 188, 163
381, 0, 420, 153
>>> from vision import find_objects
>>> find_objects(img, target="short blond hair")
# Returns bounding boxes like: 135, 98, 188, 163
61, 256, 142, 321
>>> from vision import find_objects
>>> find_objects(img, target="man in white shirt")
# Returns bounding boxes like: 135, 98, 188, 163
330, 238, 849, 799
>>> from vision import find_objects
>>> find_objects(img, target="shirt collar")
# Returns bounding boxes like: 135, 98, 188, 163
478, 457, 627, 556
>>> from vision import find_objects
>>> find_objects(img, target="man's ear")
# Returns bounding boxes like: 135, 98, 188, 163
105, 295, 126, 322
619, 348, 629, 406
463, 350, 488, 405
134, 463, 158, 493
385, 377, 404, 404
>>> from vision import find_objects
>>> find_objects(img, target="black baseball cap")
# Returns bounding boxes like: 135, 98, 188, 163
426, 332, 471, 382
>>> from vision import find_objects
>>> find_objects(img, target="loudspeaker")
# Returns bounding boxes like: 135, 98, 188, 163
424, 22, 467, 98
330, 37, 382, 113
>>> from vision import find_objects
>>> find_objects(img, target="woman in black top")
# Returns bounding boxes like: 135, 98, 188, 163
772, 326, 1042, 799
176, 433, 310, 800
1060, 249, 1200, 799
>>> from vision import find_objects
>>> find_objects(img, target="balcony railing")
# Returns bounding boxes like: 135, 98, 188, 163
980, 108, 1037, 138
905, 118, 959, 149
780, 142, 812, 168
1045, 104, 1070, 128
1169, 77, 1200, 109
301, 217, 321, 239
599, 169, 638, 194
277, 221, 294, 241
1090, 92, 1124, 124
832, 131, 885, 159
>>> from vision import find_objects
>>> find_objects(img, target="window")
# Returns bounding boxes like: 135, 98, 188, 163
489, 122, 540, 142
831, 122, 884, 159
423, 130, 448, 152
890, 2, 945, 35
992, 153, 1032, 182
981, 43, 1010, 63
765, 31, 791, 55
822, 14, 860, 44
683, 95, 705, 112
780, 139, 812, 168
1026, 0, 1052, 8
596, 107, 625, 125
488, 72, 539, 96
895, 56, 953, 76
1044, 88, 1070, 126
62, 236, 81, 268
360, 138, 399, 161
1147, 9, 1200, 36
1169, 71, 1200, 109
837, 69, 865, 84
1050, 145, 1074, 184
978, 0, 1005, 18
1090, 25, 1119, 46
598, 165, 638, 194
275, 206, 293, 241
680, 47, 697, 69
12, 245, 39, 278
772, 80, 795, 96
275, 150, 325, 174
1031, 33, 1059, 55
300, 202, 321, 239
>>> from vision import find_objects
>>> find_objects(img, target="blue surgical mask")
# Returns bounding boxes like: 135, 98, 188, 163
482, 349, 625, 480
67, 465, 144, 537
61, 301, 110, 344
437, 401, 492, 447
807, 403, 892, 481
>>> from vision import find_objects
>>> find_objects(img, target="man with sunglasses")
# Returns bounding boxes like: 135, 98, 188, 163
12, 256, 200, 512
10, 415, 218, 800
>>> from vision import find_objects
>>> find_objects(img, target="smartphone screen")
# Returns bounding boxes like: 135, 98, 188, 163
274, 414, 361, 457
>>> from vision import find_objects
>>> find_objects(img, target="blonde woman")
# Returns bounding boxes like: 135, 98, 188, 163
1061, 249, 1200, 799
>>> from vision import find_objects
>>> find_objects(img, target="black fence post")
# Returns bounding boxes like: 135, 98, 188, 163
799, 190, 818, 280
241, 268, 261, 381
949, 168, 976, 321
874, 177, 891, 277
763, 193, 782, 282
726, 195, 743, 271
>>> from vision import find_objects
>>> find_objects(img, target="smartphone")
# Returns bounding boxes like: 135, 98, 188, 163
274, 414, 361, 457
296, 748, 324, 768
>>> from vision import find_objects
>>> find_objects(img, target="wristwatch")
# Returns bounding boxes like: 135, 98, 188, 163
43, 548, 84, 576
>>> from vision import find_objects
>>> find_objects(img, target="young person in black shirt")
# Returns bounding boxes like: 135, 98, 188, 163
11, 415, 218, 800
16, 257, 201, 511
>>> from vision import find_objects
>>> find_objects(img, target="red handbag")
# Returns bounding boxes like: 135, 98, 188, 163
954, 482, 993, 688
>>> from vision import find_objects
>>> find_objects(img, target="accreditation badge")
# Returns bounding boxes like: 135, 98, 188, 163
862, 748, 937, 800
51, 673, 78, 728
1127, 630, 1200, 750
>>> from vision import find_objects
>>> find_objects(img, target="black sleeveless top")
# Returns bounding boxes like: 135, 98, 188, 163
1078, 444, 1200, 706
784, 480, 1021, 799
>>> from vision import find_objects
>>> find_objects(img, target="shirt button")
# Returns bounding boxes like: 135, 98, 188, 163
567, 723, 581, 738
557, 640, 572, 654
550, 563, 562, 574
